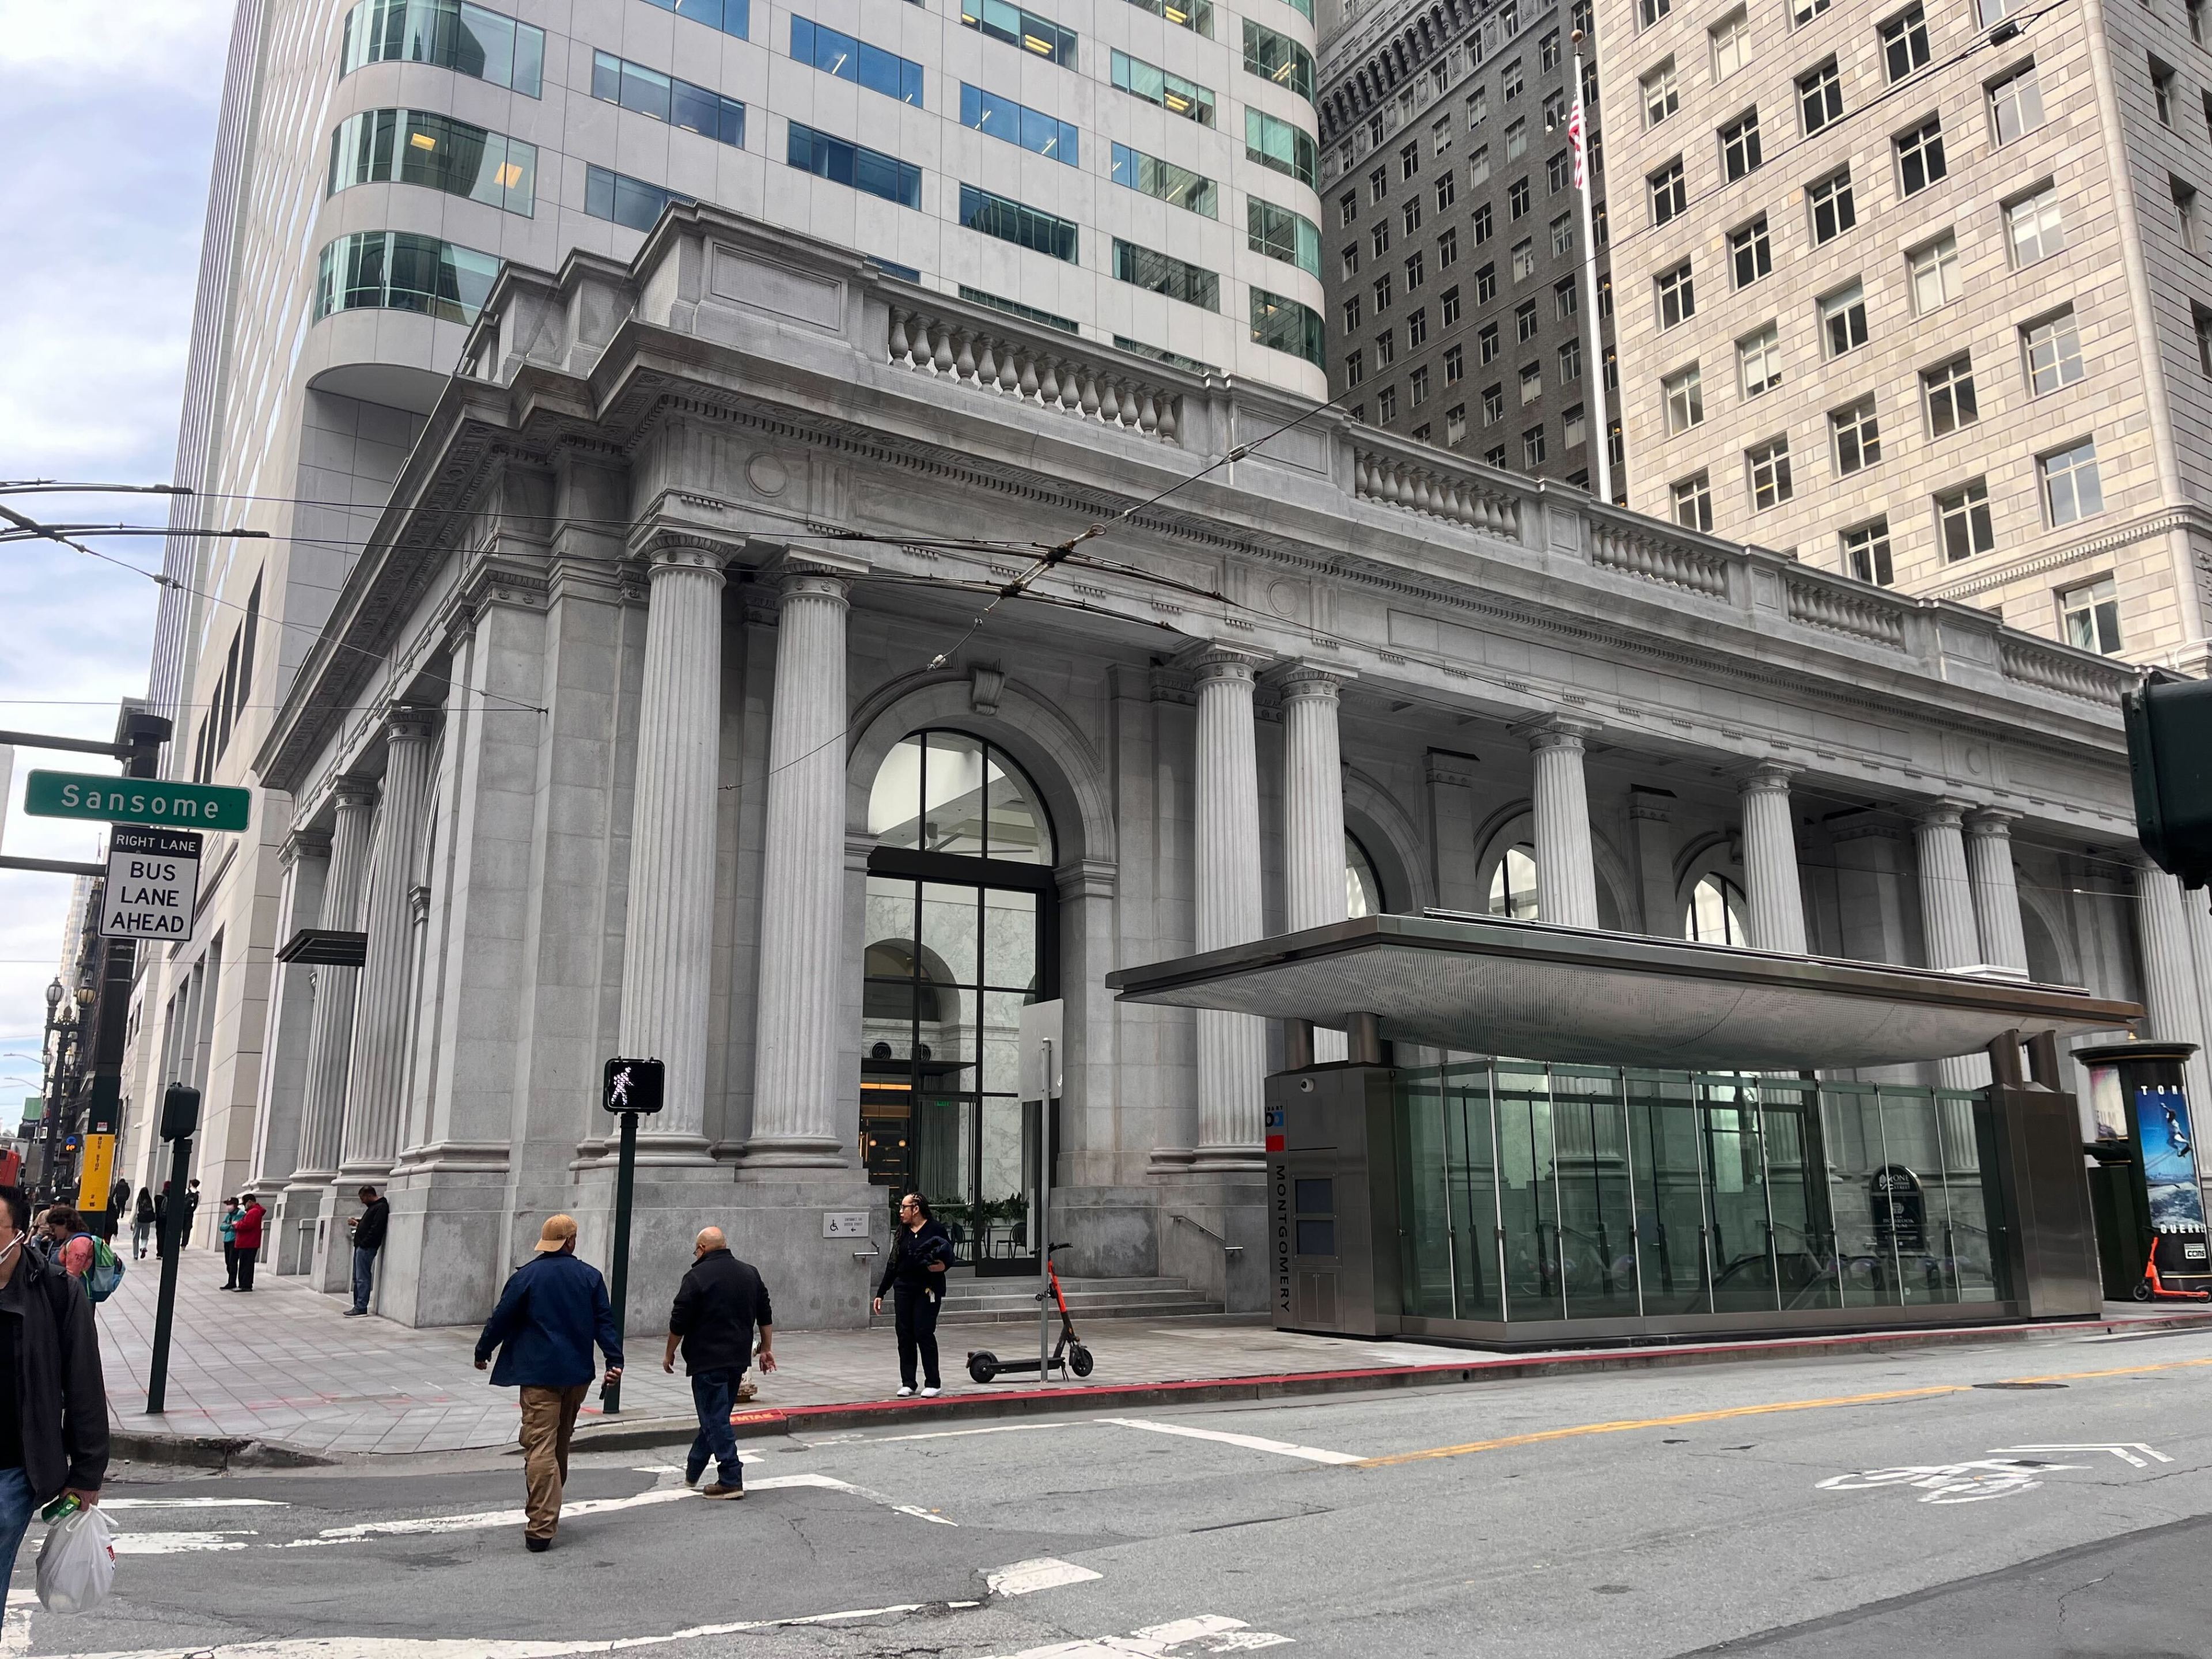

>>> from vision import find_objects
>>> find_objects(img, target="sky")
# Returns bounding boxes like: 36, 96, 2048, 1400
0, 1, 236, 1109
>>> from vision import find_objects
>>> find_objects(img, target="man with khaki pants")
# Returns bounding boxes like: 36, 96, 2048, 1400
474, 1215, 624, 1551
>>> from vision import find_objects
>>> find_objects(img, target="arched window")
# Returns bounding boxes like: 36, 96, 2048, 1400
860, 732, 1056, 1272
1489, 843, 1539, 920
1685, 873, 1749, 945
1346, 832, 1384, 918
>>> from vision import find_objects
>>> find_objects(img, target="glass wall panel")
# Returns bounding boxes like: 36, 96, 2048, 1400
1699, 1077, 1779, 1313
984, 755, 1049, 861
1497, 1065, 1564, 1320
869, 734, 926, 847
1554, 1068, 1639, 1318
982, 887, 1040, 990
1759, 1078, 1841, 1310
1397, 1073, 1457, 1317
1878, 1089, 1949, 1306
924, 733, 990, 854
1627, 1071, 1710, 1314
1444, 1064, 1501, 1320
1818, 1084, 1898, 1308
1939, 1094, 2006, 1302
920, 882, 980, 985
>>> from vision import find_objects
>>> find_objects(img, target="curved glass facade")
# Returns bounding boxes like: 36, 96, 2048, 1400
329, 109, 536, 215
341, 0, 543, 94
314, 230, 501, 325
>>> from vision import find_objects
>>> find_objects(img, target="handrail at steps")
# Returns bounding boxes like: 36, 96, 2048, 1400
1172, 1213, 1245, 1257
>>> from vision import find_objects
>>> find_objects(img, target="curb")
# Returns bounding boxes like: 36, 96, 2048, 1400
566, 1308, 2212, 1452
108, 1428, 336, 1472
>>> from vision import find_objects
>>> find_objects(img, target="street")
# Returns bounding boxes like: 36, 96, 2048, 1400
12, 1323, 2212, 1658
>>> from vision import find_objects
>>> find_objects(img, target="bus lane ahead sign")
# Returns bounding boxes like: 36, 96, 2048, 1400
101, 827, 203, 941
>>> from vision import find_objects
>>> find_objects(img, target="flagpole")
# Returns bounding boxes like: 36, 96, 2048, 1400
1570, 37, 1612, 505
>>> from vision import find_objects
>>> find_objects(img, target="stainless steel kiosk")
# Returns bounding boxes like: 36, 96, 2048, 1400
1111, 912, 2141, 1346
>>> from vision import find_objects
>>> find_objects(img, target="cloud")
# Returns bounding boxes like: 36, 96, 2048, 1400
0, 0, 230, 1081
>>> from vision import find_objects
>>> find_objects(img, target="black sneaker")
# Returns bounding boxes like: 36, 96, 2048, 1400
526, 1535, 551, 1552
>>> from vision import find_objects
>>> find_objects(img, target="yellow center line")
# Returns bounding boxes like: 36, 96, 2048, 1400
1354, 1350, 2212, 1469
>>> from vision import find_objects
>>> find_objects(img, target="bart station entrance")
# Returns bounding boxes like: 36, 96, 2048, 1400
1108, 912, 2142, 1347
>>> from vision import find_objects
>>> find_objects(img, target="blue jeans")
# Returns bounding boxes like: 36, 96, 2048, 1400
0, 1466, 35, 1615
351, 1245, 379, 1313
686, 1366, 746, 1487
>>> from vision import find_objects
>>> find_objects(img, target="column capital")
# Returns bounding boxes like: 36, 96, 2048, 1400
333, 779, 379, 813
1264, 661, 1358, 703
1912, 798, 1972, 832
1963, 806, 2022, 837
1738, 760, 1800, 797
1174, 639, 1272, 683
279, 827, 332, 870
382, 706, 435, 744
1510, 712, 1601, 751
646, 543, 729, 578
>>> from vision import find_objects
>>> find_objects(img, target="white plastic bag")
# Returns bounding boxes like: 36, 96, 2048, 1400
35, 1503, 116, 1614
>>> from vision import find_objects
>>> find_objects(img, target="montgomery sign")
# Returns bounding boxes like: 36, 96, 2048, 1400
24, 770, 251, 833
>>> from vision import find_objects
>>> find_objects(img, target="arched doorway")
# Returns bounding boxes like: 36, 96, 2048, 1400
1684, 873, 1750, 945
861, 730, 1056, 1272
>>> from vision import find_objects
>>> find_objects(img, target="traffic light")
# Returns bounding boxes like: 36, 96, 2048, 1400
2124, 674, 2212, 889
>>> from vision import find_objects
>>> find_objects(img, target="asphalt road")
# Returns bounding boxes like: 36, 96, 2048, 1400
13, 1323, 2212, 1658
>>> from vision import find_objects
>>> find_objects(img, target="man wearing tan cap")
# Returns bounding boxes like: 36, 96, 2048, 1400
474, 1214, 624, 1551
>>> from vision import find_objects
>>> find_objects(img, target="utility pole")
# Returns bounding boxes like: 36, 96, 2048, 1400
1570, 35, 1613, 505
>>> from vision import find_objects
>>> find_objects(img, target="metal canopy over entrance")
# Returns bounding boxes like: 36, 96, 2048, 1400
1104, 911, 2139, 1070
1109, 913, 2141, 1346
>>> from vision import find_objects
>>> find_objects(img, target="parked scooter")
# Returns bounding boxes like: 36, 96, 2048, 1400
967, 1244, 1093, 1382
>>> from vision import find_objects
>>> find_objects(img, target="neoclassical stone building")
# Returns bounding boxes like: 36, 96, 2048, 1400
185, 202, 2203, 1330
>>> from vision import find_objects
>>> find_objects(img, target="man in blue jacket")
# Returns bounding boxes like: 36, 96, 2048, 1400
474, 1214, 623, 1551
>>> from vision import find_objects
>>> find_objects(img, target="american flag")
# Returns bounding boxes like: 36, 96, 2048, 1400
1568, 92, 1588, 189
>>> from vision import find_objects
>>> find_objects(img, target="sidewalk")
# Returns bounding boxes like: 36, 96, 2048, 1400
93, 1256, 2212, 1460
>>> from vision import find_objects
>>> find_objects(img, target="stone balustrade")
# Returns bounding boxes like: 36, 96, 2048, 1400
1999, 636, 2138, 704
886, 306, 1185, 444
1589, 521, 1730, 599
1351, 449, 1522, 537
1785, 574, 1908, 649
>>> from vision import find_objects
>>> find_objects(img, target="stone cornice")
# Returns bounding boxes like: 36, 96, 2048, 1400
1922, 507, 2207, 603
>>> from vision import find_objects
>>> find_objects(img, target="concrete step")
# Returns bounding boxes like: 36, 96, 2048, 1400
930, 1277, 1224, 1325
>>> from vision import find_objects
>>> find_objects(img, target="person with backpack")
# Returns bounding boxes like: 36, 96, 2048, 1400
38, 1209, 123, 1310
231, 1195, 266, 1292
130, 1190, 154, 1261
871, 1192, 955, 1398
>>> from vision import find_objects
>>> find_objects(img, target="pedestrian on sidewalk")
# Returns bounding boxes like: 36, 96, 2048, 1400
662, 1226, 775, 1499
153, 1185, 168, 1259
37, 1210, 92, 1283
130, 1190, 154, 1261
473, 1214, 623, 1553
232, 1195, 266, 1292
871, 1192, 953, 1399
180, 1179, 201, 1249
103, 1180, 128, 1243
344, 1185, 389, 1317
219, 1198, 242, 1289
0, 1185, 107, 1613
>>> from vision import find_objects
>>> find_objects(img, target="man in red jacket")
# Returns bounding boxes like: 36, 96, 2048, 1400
230, 1195, 266, 1293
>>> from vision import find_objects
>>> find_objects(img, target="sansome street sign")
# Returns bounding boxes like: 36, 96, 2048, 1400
100, 827, 202, 941
25, 770, 251, 832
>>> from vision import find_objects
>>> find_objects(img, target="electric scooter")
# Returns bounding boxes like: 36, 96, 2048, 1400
967, 1243, 1094, 1382
2133, 1248, 2212, 1302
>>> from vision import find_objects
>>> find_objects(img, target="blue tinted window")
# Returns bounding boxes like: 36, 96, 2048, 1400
960, 0, 1078, 66
642, 0, 751, 38
959, 83, 1078, 164
792, 17, 925, 104
340, 0, 545, 96
314, 229, 501, 324
957, 183, 1078, 262
787, 122, 922, 207
591, 50, 745, 147
584, 163, 688, 230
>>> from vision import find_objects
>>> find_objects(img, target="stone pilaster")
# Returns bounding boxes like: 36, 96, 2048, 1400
1425, 751, 1484, 915
1192, 646, 1268, 1169
1914, 801, 1984, 1089
289, 787, 374, 1208
2136, 860, 2207, 1070
1278, 665, 1354, 1063
747, 564, 855, 1166
1739, 763, 1806, 954
340, 713, 435, 1180
1628, 787, 1677, 937
1964, 808, 2029, 977
1517, 716, 1600, 929
615, 544, 726, 1154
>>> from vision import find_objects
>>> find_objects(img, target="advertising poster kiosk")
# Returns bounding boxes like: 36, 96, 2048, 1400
2077, 1042, 2212, 1301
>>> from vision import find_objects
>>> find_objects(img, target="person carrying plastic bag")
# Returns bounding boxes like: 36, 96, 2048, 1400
0, 1185, 109, 1612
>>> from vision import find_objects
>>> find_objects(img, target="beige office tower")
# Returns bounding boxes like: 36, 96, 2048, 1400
1599, 0, 2212, 668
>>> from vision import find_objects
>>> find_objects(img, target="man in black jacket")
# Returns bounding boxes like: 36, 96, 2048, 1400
0, 1185, 106, 1612
662, 1228, 774, 1498
345, 1185, 390, 1317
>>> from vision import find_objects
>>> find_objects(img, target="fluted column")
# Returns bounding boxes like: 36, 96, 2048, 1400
2136, 860, 2207, 1062
1280, 666, 1354, 1063
1915, 801, 1984, 1089
1964, 809, 2029, 978
1194, 647, 1268, 1168
613, 546, 726, 1149
340, 712, 435, 1177
1520, 717, 1600, 929
294, 786, 376, 1180
1739, 763, 1806, 954
747, 565, 854, 1165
